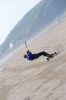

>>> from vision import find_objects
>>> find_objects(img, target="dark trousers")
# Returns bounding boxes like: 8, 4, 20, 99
32, 51, 50, 60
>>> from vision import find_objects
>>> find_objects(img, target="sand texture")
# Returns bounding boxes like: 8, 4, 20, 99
0, 14, 66, 100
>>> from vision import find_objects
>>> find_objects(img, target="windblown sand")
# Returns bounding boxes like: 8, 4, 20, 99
0, 14, 66, 100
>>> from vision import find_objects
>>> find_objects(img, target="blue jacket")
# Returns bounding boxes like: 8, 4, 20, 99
27, 51, 33, 60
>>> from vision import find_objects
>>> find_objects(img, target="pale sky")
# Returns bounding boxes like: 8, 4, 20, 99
0, 0, 41, 45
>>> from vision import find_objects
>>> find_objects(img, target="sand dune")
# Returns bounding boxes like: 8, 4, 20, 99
0, 13, 66, 100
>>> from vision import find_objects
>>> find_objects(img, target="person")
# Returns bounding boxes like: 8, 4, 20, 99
24, 50, 54, 61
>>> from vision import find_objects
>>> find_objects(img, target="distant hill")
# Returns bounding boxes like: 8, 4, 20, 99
0, 0, 66, 58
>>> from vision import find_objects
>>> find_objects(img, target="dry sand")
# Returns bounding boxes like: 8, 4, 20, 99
0, 13, 66, 100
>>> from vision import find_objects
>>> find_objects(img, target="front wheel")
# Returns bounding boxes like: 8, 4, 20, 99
47, 58, 49, 61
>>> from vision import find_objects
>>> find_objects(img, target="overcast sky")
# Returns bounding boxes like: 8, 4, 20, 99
0, 0, 41, 45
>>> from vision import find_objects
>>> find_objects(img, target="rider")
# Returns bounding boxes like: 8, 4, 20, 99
24, 50, 53, 61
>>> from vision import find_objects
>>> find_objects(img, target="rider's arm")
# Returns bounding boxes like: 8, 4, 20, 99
27, 50, 32, 54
